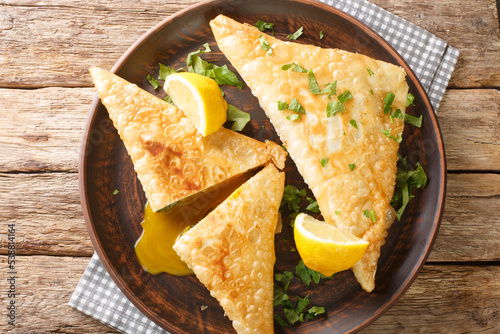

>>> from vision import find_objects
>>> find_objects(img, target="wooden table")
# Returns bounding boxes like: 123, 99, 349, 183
0, 0, 498, 332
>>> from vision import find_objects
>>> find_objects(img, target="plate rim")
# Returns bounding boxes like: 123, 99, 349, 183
79, 0, 447, 332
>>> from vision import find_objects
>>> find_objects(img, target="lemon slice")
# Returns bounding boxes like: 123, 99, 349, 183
294, 213, 369, 276
164, 72, 228, 136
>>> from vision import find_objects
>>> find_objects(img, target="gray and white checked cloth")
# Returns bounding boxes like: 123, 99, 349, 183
69, 0, 459, 333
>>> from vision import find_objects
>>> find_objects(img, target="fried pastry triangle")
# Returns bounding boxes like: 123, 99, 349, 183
173, 164, 285, 334
210, 15, 409, 292
90, 67, 286, 212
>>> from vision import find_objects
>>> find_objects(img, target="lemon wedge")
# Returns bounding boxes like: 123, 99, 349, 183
294, 213, 369, 276
164, 72, 228, 136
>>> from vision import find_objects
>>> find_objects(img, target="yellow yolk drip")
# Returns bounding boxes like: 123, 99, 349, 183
134, 171, 255, 276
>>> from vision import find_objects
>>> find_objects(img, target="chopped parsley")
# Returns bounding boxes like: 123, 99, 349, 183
320, 158, 329, 167
112, 189, 119, 195
348, 163, 356, 171
281, 63, 308, 73
319, 30, 324, 39
280, 185, 307, 213
349, 119, 358, 129
383, 92, 395, 114
326, 90, 352, 117
277, 100, 289, 110
254, 20, 274, 35
305, 199, 320, 213
369, 89, 374, 95
286, 114, 301, 122
338, 90, 353, 103
391, 155, 427, 220
258, 34, 273, 55
185, 46, 243, 89
146, 75, 160, 89
381, 128, 403, 143
158, 63, 176, 80
363, 210, 376, 222
366, 67, 374, 76
404, 113, 423, 127
335, 210, 341, 215
406, 92, 415, 107
227, 104, 251, 131
296, 260, 334, 285
289, 98, 305, 114
308, 70, 337, 96
287, 26, 304, 40
308, 70, 321, 94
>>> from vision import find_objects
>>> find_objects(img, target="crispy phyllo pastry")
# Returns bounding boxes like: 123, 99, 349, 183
210, 15, 409, 292
89, 67, 286, 212
173, 164, 285, 334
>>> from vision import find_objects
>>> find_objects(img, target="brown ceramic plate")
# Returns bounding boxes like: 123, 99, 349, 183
79, 0, 446, 332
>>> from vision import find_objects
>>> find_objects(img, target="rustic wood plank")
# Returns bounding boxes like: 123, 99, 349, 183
0, 172, 94, 256
0, 0, 498, 88
428, 173, 500, 262
438, 89, 500, 171
0, 172, 498, 261
0, 87, 498, 172
0, 87, 93, 173
361, 264, 500, 333
0, 255, 497, 333
0, 255, 118, 333
371, 0, 500, 88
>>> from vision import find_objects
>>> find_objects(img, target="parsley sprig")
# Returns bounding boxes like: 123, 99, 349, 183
287, 26, 304, 40
274, 261, 333, 327
391, 154, 427, 220
254, 20, 274, 35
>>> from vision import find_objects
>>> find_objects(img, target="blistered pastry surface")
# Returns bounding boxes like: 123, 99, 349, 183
211, 15, 408, 292
174, 164, 285, 334
90, 67, 285, 212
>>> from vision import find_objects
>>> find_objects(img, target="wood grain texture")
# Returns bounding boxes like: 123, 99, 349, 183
0, 87, 498, 172
370, 0, 500, 88
0, 0, 498, 88
438, 89, 500, 171
0, 255, 498, 333
0, 255, 119, 334
0, 172, 498, 261
0, 87, 92, 172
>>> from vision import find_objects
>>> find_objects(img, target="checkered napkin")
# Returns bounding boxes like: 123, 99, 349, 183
69, 1, 459, 333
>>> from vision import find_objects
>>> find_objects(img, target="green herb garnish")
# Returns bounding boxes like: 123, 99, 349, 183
383, 92, 395, 114
287, 114, 302, 122
391, 156, 427, 220
289, 98, 305, 114
306, 200, 319, 213
281, 63, 308, 73
163, 95, 176, 106
146, 75, 160, 89
349, 119, 358, 129
319, 30, 324, 39
258, 34, 273, 55
280, 185, 307, 213
112, 189, 119, 195
404, 113, 423, 127
369, 89, 374, 95
254, 20, 274, 35
381, 128, 403, 143
186, 49, 243, 89
227, 104, 251, 131
366, 67, 374, 76
287, 26, 304, 40
158, 63, 176, 80
277, 100, 289, 110
335, 210, 340, 215
348, 163, 355, 171
320, 158, 329, 167
308, 70, 321, 94
406, 92, 415, 107
325, 101, 342, 117
338, 90, 353, 103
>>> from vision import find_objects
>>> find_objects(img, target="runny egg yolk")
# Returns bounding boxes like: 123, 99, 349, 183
134, 171, 254, 276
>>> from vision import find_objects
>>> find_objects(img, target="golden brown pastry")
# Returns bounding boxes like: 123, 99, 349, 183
210, 15, 409, 292
173, 164, 285, 334
89, 67, 286, 212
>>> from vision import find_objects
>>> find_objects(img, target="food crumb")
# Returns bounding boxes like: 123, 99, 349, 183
200, 305, 208, 311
